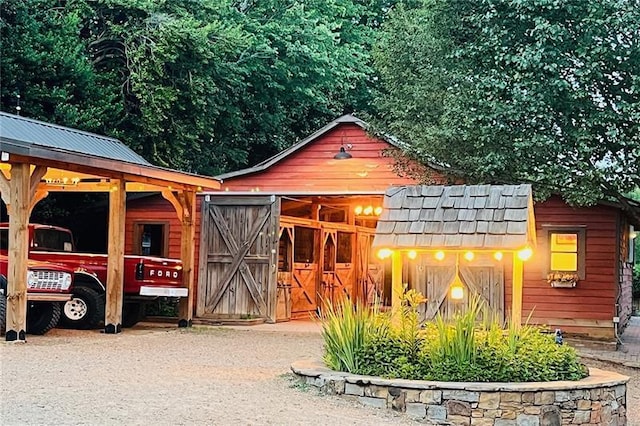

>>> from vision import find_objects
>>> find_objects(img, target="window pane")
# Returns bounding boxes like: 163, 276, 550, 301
551, 253, 577, 271
336, 232, 353, 263
550, 233, 577, 252
294, 226, 315, 263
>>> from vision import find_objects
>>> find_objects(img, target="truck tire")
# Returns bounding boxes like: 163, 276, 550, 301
0, 275, 6, 335
27, 302, 61, 335
122, 302, 145, 328
60, 286, 105, 329
0, 294, 6, 336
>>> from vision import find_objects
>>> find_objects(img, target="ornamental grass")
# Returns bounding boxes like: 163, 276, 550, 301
319, 292, 588, 383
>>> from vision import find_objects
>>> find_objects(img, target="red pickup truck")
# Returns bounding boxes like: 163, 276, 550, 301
0, 254, 74, 335
0, 223, 185, 329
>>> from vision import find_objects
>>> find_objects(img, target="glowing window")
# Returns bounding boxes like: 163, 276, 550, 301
550, 232, 578, 271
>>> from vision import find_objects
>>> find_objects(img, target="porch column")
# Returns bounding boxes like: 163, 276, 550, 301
104, 179, 126, 333
5, 163, 30, 342
178, 190, 196, 327
511, 255, 523, 328
391, 250, 403, 320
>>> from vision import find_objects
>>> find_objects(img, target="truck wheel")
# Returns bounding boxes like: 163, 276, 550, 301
60, 287, 105, 329
27, 302, 61, 335
122, 303, 145, 328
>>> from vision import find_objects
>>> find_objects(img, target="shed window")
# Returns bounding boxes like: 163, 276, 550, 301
544, 227, 586, 279
550, 233, 578, 271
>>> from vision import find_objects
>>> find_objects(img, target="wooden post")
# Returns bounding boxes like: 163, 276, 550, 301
511, 255, 523, 328
104, 179, 126, 333
6, 163, 30, 342
177, 190, 196, 327
391, 250, 403, 322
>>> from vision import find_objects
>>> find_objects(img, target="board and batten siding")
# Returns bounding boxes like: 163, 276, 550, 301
219, 124, 428, 193
503, 196, 620, 339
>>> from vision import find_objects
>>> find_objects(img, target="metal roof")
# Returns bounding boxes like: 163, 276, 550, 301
0, 112, 150, 165
372, 184, 535, 250
0, 112, 220, 191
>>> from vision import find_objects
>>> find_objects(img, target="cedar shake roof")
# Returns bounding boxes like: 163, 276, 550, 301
372, 184, 536, 250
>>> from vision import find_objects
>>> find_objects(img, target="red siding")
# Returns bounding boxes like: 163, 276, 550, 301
125, 196, 203, 306
220, 124, 437, 193
505, 196, 620, 338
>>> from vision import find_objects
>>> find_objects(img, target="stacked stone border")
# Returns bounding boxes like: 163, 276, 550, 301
291, 361, 629, 425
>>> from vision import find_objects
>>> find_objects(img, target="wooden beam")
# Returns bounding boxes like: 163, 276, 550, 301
6, 163, 30, 342
161, 190, 187, 223
0, 169, 10, 208
177, 190, 196, 326
104, 179, 126, 333
29, 189, 49, 215
29, 165, 47, 196
511, 255, 524, 328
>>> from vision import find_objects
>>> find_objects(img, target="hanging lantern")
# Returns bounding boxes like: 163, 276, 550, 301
450, 275, 465, 300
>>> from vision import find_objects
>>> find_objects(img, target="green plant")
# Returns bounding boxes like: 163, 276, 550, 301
325, 291, 588, 383
318, 296, 388, 373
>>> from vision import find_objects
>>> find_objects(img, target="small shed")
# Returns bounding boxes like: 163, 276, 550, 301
373, 184, 536, 325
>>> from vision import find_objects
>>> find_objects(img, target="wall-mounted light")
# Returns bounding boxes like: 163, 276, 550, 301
494, 251, 503, 261
517, 246, 533, 261
407, 250, 417, 260
334, 146, 352, 159
463, 251, 474, 261
434, 251, 445, 261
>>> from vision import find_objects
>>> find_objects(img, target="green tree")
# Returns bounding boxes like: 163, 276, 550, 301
1, 0, 390, 175
0, 0, 121, 133
373, 0, 640, 221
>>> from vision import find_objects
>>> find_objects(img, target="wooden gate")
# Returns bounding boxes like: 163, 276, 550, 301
356, 230, 384, 305
412, 253, 504, 321
197, 196, 279, 321
320, 229, 356, 306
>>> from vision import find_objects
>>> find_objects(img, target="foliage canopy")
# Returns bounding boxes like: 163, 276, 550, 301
373, 0, 640, 219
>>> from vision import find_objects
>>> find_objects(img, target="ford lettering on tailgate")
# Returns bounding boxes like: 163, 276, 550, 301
145, 267, 182, 280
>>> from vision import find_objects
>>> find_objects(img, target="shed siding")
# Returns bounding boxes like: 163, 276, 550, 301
504, 196, 619, 338
220, 124, 433, 193
125, 195, 203, 302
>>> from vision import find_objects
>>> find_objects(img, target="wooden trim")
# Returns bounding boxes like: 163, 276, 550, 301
540, 226, 587, 280
280, 215, 321, 229
29, 189, 49, 215
132, 221, 171, 257
267, 197, 281, 322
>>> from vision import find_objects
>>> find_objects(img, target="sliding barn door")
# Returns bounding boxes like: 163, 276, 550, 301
197, 196, 279, 321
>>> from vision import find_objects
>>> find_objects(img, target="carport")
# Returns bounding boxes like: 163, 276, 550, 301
0, 112, 220, 342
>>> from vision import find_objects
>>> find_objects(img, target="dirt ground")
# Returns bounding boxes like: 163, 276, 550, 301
0, 323, 638, 425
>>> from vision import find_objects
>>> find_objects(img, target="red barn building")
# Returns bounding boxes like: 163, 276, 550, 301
125, 115, 637, 340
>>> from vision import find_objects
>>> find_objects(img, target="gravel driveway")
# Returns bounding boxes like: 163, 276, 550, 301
1, 323, 638, 425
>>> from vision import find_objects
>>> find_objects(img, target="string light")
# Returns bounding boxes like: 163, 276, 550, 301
407, 250, 417, 260
494, 251, 503, 261
464, 251, 474, 261
434, 251, 445, 261
377, 248, 393, 259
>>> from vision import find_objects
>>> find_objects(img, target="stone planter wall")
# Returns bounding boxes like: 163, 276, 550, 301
291, 361, 629, 425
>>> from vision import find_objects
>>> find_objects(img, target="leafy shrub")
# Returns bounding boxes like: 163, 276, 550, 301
320, 291, 588, 382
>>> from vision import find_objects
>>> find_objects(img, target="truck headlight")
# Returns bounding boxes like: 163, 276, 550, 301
27, 270, 38, 287
60, 273, 72, 291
